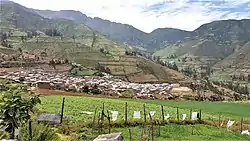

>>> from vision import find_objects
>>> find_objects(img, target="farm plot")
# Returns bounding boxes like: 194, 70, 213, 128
37, 96, 250, 124
38, 96, 200, 123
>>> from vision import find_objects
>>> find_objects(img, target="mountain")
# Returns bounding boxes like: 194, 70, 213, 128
34, 10, 250, 59
155, 19, 250, 58
153, 19, 250, 81
34, 9, 195, 52
35, 10, 88, 23
35, 10, 148, 48
0, 1, 192, 84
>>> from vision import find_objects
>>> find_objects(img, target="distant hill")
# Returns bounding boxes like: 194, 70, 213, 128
154, 19, 250, 63
153, 19, 250, 82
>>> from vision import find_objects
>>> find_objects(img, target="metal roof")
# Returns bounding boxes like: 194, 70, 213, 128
37, 113, 61, 124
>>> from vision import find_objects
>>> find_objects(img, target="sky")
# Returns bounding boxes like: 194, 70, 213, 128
12, 0, 250, 33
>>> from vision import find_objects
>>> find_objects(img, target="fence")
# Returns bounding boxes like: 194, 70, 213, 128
36, 97, 250, 140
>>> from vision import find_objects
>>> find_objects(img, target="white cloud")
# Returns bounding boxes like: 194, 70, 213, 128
12, 0, 250, 33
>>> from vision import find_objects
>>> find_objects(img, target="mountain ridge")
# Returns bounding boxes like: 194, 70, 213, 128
33, 8, 250, 54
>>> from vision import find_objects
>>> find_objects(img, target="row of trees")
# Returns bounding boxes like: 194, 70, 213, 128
44, 28, 62, 37
100, 48, 110, 54
0, 32, 12, 48
212, 81, 249, 95
231, 74, 250, 82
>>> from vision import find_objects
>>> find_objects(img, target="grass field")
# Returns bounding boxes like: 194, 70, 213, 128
135, 100, 250, 118
111, 124, 250, 141
38, 96, 250, 123
38, 96, 250, 140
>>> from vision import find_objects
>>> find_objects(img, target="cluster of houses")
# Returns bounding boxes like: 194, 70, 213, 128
0, 69, 176, 98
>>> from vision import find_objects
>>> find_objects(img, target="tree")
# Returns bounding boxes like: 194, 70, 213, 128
27, 32, 33, 38
72, 35, 75, 42
45, 28, 61, 37
0, 84, 41, 139
91, 32, 97, 48
21, 36, 24, 43
0, 32, 7, 41
49, 59, 56, 70
100, 48, 105, 53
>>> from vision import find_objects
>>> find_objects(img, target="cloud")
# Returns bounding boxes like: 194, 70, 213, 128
12, 0, 250, 33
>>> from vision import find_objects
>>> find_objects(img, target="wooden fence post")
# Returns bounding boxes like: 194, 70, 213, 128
189, 108, 192, 120
240, 117, 243, 133
101, 103, 105, 121
28, 120, 32, 141
176, 107, 179, 121
107, 110, 111, 134
143, 104, 147, 123
60, 97, 65, 124
161, 105, 164, 122
125, 102, 128, 124
199, 109, 202, 120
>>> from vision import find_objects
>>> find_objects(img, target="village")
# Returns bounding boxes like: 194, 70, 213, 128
0, 69, 178, 98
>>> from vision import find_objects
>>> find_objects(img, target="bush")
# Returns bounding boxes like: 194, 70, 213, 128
0, 126, 9, 140
19, 122, 59, 141
90, 84, 102, 94
82, 85, 89, 93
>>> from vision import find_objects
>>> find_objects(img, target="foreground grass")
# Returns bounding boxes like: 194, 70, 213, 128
110, 124, 250, 141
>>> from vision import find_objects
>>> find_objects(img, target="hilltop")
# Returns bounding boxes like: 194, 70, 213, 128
0, 1, 191, 84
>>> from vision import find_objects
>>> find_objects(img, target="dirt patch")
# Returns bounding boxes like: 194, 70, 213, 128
0, 67, 24, 72
172, 87, 196, 96
128, 74, 158, 83
34, 89, 121, 99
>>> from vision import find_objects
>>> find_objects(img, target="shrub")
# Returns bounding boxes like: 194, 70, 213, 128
0, 125, 9, 140
19, 122, 59, 141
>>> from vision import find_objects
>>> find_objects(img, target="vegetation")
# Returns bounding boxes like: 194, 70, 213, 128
0, 83, 41, 139
19, 122, 59, 141
111, 124, 250, 141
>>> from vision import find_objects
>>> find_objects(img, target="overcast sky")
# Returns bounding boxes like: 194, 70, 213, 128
12, 0, 250, 33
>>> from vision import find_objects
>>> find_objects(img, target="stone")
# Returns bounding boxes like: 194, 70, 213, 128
93, 132, 123, 141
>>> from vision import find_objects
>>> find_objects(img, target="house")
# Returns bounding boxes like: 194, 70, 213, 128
36, 81, 51, 89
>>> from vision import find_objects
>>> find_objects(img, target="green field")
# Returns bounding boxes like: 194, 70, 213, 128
38, 96, 250, 140
38, 96, 250, 123
111, 125, 250, 141
135, 100, 250, 118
